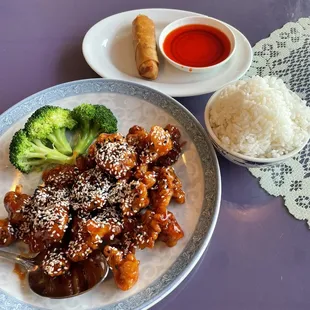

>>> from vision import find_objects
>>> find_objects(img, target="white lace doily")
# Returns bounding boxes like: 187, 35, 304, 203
245, 17, 310, 225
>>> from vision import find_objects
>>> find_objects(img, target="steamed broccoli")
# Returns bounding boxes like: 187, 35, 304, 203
9, 130, 74, 174
9, 103, 118, 174
24, 106, 76, 155
72, 103, 117, 156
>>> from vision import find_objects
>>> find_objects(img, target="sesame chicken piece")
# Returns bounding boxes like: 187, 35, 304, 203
0, 218, 15, 247
14, 186, 70, 253
108, 180, 149, 216
158, 211, 184, 247
71, 168, 112, 212
42, 165, 80, 189
88, 133, 124, 158
169, 167, 186, 204
67, 206, 123, 262
156, 124, 183, 166
93, 136, 137, 179
133, 164, 157, 189
40, 245, 71, 277
140, 126, 173, 164
114, 216, 140, 256
89, 132, 137, 179
66, 215, 93, 262
85, 206, 123, 246
150, 166, 185, 213
67, 240, 92, 263
135, 210, 162, 249
103, 245, 139, 291
32, 185, 71, 211
4, 185, 31, 225
134, 210, 184, 249
150, 168, 174, 214
126, 125, 148, 152
32, 207, 69, 252
15, 219, 34, 249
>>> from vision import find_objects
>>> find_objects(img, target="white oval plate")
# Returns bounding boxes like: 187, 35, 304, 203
0, 79, 221, 310
82, 9, 252, 97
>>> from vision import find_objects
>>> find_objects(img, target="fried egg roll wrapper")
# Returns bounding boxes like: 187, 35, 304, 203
132, 15, 159, 80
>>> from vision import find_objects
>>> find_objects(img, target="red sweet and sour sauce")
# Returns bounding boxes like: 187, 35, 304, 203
163, 24, 231, 68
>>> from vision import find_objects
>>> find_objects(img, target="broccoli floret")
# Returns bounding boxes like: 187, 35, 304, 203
72, 103, 117, 155
24, 106, 76, 155
9, 130, 74, 173
9, 103, 117, 173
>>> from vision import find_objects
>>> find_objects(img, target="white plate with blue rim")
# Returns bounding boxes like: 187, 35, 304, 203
0, 79, 221, 310
82, 8, 253, 97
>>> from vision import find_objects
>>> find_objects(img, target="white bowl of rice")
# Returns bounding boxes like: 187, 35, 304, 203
204, 76, 310, 167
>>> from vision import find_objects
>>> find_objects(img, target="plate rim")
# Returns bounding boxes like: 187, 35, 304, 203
82, 8, 253, 97
0, 78, 221, 310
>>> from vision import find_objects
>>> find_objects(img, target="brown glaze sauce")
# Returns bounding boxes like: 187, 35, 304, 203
13, 263, 26, 281
28, 250, 106, 298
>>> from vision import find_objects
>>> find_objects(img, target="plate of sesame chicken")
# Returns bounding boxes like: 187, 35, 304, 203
0, 79, 221, 310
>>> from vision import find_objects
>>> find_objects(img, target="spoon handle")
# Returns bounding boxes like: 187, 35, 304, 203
0, 250, 38, 272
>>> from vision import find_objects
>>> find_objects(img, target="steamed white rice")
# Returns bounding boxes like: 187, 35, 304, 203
209, 76, 310, 158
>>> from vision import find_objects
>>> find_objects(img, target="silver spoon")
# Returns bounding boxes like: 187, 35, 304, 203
0, 249, 109, 299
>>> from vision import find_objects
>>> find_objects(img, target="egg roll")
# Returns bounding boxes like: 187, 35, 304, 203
132, 15, 159, 80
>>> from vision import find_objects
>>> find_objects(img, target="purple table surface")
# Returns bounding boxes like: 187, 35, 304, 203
1, 1, 310, 309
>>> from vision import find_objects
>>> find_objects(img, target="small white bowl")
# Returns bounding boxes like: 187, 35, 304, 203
204, 88, 310, 168
159, 16, 236, 74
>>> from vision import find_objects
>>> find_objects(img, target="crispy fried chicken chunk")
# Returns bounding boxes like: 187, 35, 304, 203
151, 167, 185, 213
140, 126, 172, 164
42, 165, 80, 189
0, 218, 15, 246
4, 185, 30, 224
158, 211, 184, 247
17, 186, 70, 252
71, 168, 112, 212
108, 180, 149, 216
104, 245, 139, 291
92, 133, 137, 179
40, 245, 71, 277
